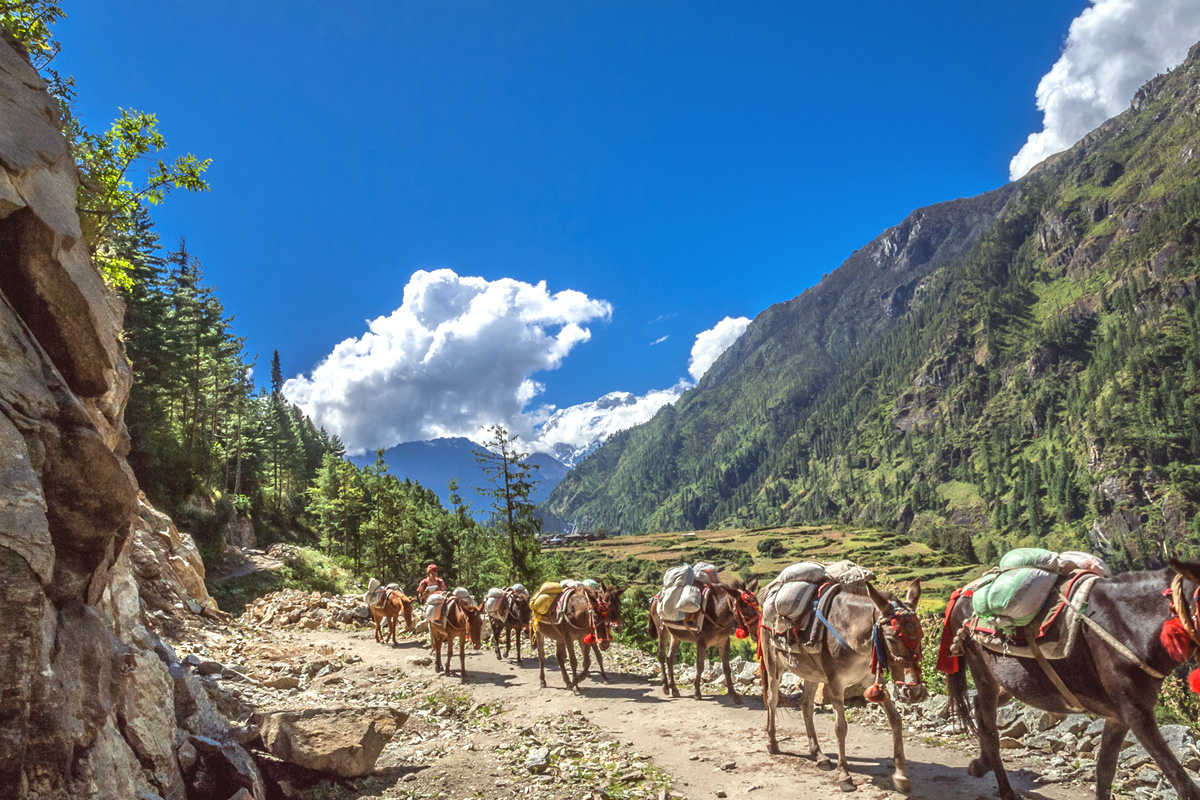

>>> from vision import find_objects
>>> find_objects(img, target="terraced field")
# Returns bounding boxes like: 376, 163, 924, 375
547, 524, 985, 611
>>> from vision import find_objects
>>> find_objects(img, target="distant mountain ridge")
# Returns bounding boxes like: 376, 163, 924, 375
543, 42, 1200, 572
350, 438, 569, 515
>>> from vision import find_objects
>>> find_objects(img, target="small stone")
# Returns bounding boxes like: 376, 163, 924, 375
525, 746, 551, 774
716, 792, 727, 798
263, 675, 299, 690
407, 655, 433, 667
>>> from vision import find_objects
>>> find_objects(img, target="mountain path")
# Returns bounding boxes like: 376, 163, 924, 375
285, 628, 1090, 800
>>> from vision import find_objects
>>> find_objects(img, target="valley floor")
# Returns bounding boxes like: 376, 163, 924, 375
184, 615, 1097, 800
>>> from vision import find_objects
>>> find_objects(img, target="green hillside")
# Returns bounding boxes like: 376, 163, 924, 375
545, 44, 1200, 570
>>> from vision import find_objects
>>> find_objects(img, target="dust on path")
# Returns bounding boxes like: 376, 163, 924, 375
293, 629, 1091, 800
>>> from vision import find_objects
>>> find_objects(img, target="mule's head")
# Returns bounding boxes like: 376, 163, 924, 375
598, 581, 626, 631
465, 605, 484, 649
510, 590, 532, 625
867, 579, 927, 703
719, 578, 762, 641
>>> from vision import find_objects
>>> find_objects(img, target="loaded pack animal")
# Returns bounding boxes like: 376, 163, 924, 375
365, 578, 414, 644
535, 584, 613, 692
489, 587, 533, 663
648, 578, 761, 703
428, 593, 483, 681
760, 578, 926, 793
941, 559, 1200, 800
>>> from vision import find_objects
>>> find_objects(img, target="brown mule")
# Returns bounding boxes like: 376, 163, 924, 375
366, 580, 414, 644
761, 579, 926, 793
429, 598, 483, 681
944, 561, 1200, 800
536, 587, 610, 692
648, 578, 761, 703
489, 588, 533, 663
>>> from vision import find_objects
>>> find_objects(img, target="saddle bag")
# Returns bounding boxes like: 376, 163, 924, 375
778, 561, 825, 584
763, 580, 817, 625
510, 583, 528, 597
452, 586, 474, 606
972, 548, 1061, 629
531, 582, 564, 616
660, 584, 702, 622
424, 592, 446, 624
484, 587, 504, 615
824, 559, 874, 584
694, 562, 720, 586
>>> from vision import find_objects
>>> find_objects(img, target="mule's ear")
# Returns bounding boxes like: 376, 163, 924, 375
1170, 559, 1200, 586
616, 586, 626, 595
601, 580, 609, 592
748, 578, 759, 592
906, 578, 922, 609
865, 582, 890, 614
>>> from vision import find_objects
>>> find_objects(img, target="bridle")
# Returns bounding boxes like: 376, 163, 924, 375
583, 590, 612, 647
871, 600, 924, 689
730, 588, 761, 640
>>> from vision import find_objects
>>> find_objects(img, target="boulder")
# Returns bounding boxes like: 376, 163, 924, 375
251, 707, 409, 778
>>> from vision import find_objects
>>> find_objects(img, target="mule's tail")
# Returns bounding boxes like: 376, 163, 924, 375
648, 612, 658, 642
946, 656, 977, 737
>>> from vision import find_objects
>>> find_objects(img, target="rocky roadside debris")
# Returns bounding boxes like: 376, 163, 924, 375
854, 692, 1200, 800
503, 709, 674, 800
240, 589, 374, 631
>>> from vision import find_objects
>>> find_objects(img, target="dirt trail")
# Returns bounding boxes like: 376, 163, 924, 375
292, 629, 1090, 800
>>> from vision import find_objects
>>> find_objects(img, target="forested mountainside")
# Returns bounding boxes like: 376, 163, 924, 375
546, 43, 1200, 570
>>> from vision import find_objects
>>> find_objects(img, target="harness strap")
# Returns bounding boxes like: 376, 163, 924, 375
1023, 623, 1086, 712
1171, 573, 1199, 645
1058, 588, 1167, 680
813, 599, 854, 651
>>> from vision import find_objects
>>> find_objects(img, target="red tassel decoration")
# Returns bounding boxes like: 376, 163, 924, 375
735, 628, 748, 640
864, 683, 887, 704
1161, 617, 1192, 662
1189, 669, 1200, 695
584, 633, 596, 645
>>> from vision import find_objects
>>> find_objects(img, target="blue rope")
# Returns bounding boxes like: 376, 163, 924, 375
813, 600, 852, 650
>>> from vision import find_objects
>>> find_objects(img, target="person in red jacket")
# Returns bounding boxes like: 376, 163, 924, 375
417, 564, 447, 601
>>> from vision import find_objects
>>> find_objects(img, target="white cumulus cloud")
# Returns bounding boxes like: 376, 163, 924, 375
526, 315, 752, 464
688, 316, 750, 381
1010, 0, 1200, 180
284, 269, 612, 454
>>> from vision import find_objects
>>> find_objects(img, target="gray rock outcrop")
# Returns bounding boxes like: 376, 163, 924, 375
0, 33, 259, 800
251, 707, 409, 778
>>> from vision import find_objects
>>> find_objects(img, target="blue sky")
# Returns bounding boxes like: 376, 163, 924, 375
55, 1, 1199, 454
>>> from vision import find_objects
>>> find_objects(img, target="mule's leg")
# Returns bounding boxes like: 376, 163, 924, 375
666, 637, 683, 698
719, 638, 741, 704
1120, 699, 1200, 800
693, 642, 706, 700
515, 627, 522, 664
595, 645, 610, 684
880, 693, 911, 793
458, 634, 468, 682
567, 640, 581, 693
657, 626, 671, 695
556, 640, 574, 689
389, 615, 397, 644
433, 634, 443, 673
802, 679, 829, 768
1095, 718, 1129, 800
829, 686, 855, 791
966, 653, 1014, 800
537, 632, 548, 688
764, 655, 782, 755
444, 635, 454, 676
505, 628, 513, 659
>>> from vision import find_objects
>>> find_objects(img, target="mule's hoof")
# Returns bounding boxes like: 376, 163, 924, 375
837, 778, 856, 793
540, 680, 547, 689
768, 742, 781, 755
731, 693, 744, 706
892, 775, 911, 794
967, 758, 990, 778
816, 757, 834, 771
671, 688, 681, 698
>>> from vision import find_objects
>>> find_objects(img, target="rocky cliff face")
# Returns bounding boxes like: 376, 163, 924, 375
0, 34, 257, 800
